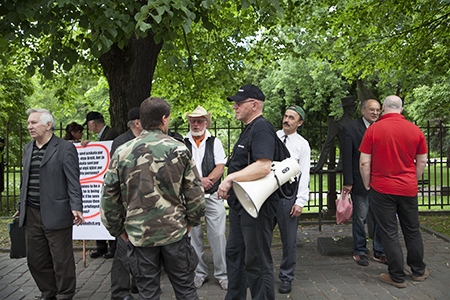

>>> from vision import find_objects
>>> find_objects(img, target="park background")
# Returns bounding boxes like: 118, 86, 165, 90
0, 1, 449, 244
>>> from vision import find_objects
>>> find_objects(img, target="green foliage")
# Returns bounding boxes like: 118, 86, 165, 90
0, 63, 33, 166
26, 73, 110, 139
256, 57, 349, 150
290, 0, 450, 92
1, 0, 282, 78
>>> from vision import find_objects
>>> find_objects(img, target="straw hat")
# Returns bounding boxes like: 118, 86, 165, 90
186, 105, 212, 125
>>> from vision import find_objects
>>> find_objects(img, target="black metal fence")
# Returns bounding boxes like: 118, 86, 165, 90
1, 121, 449, 216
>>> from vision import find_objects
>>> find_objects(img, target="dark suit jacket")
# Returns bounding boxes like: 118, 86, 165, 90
342, 117, 368, 196
100, 125, 119, 141
19, 135, 83, 230
110, 129, 135, 156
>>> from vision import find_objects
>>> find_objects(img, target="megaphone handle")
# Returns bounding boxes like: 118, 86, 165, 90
275, 175, 299, 200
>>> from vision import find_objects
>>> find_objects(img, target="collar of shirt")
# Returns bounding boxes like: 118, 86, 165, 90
362, 117, 371, 128
97, 125, 106, 140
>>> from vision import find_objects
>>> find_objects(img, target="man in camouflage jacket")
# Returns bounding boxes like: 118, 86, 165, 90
101, 97, 205, 299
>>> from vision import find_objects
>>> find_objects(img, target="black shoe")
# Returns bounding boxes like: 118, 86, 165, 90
279, 281, 291, 294
90, 249, 107, 258
103, 251, 115, 259
131, 286, 138, 294
353, 254, 369, 266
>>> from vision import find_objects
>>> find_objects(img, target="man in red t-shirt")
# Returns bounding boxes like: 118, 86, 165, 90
359, 95, 428, 288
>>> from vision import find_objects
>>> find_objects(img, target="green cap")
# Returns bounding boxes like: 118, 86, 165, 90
287, 105, 306, 120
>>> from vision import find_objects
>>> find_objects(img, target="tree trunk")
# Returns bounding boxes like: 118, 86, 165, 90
99, 33, 163, 133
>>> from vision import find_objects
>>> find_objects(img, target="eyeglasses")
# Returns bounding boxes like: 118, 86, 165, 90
189, 118, 207, 124
233, 100, 255, 107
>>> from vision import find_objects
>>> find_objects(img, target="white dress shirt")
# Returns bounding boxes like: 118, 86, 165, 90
276, 130, 311, 207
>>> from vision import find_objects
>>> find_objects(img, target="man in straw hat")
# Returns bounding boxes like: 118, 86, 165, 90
184, 105, 228, 290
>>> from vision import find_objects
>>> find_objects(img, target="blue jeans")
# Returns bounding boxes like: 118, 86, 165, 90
352, 193, 384, 256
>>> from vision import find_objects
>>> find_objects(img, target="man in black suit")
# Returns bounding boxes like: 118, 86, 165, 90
83, 111, 120, 142
15, 108, 84, 300
342, 99, 386, 266
83, 111, 120, 259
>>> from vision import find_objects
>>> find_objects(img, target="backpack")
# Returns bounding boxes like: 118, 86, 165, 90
247, 118, 300, 200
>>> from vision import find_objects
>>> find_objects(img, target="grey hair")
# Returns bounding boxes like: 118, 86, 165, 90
127, 120, 135, 128
26, 108, 56, 130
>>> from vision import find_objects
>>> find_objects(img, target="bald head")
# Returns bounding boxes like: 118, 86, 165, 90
382, 95, 403, 114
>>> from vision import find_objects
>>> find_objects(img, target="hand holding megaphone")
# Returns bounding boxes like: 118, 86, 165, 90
232, 158, 301, 218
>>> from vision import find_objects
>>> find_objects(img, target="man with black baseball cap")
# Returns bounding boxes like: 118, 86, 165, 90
218, 84, 279, 299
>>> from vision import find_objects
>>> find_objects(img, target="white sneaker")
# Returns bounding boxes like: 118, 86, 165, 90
216, 279, 228, 290
194, 276, 206, 289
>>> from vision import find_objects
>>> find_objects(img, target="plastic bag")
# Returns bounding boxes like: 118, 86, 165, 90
335, 191, 353, 224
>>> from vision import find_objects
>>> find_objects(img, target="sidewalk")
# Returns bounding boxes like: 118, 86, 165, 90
1, 223, 449, 299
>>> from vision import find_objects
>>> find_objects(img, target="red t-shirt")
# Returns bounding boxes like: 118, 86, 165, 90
359, 113, 427, 196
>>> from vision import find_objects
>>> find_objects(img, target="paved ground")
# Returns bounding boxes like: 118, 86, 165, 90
1, 223, 449, 300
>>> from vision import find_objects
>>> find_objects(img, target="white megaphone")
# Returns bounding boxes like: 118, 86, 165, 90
232, 158, 301, 218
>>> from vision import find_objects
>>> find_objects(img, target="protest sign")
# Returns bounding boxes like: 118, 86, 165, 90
73, 141, 115, 240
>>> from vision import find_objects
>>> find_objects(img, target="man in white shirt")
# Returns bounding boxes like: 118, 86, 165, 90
275, 105, 311, 294
184, 106, 228, 290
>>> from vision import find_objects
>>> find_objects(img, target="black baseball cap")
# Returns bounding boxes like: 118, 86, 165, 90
227, 84, 265, 102
84, 111, 103, 126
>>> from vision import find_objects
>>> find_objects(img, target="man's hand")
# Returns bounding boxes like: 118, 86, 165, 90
218, 178, 232, 200
72, 211, 84, 226
342, 185, 353, 194
80, 140, 90, 147
201, 177, 214, 191
12, 210, 19, 218
290, 204, 303, 217
120, 231, 129, 242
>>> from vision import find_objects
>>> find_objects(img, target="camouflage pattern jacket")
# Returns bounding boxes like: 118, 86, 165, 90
101, 129, 205, 247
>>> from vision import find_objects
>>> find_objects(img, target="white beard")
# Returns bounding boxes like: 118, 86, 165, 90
191, 128, 206, 137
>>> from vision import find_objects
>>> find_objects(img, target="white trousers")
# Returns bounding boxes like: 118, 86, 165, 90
190, 192, 227, 280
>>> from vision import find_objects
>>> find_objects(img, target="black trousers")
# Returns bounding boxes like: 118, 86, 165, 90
225, 199, 277, 300
127, 235, 199, 299
369, 189, 426, 283
96, 239, 116, 252
25, 206, 76, 299
111, 236, 136, 299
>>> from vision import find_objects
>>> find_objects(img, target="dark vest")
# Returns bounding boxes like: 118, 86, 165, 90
184, 136, 220, 194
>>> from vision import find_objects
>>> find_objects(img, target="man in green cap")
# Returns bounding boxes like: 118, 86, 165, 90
274, 105, 311, 294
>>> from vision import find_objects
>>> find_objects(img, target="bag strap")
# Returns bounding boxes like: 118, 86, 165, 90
247, 117, 265, 165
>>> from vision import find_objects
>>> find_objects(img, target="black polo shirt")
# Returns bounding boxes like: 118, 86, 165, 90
227, 116, 278, 209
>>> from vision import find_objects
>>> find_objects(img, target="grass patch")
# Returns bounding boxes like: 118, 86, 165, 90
419, 215, 450, 237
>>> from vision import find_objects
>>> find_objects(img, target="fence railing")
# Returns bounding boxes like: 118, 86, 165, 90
1, 121, 449, 216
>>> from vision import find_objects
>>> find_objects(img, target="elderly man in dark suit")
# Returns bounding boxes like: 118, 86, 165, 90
14, 108, 84, 300
342, 99, 386, 267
